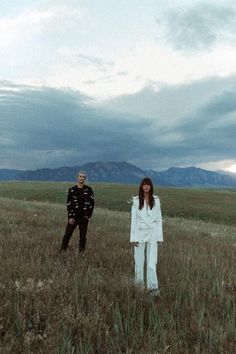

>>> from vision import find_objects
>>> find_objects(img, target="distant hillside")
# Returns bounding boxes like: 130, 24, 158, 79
158, 166, 236, 187
1, 161, 236, 187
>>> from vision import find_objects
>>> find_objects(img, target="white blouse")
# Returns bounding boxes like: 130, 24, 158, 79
130, 195, 163, 243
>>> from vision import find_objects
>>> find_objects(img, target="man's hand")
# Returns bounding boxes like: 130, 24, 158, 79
68, 218, 75, 225
131, 242, 139, 247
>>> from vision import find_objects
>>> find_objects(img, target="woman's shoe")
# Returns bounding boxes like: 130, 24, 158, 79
149, 288, 160, 297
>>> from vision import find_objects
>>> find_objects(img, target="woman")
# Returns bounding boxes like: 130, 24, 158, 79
130, 177, 163, 296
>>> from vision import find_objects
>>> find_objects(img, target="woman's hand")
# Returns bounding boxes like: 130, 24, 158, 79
131, 242, 139, 247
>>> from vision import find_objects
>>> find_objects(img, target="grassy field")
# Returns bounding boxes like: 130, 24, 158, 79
1, 181, 236, 225
0, 183, 235, 353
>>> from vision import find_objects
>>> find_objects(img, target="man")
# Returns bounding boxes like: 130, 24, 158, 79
60, 171, 95, 253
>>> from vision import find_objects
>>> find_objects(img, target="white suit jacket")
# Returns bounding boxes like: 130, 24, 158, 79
130, 195, 163, 243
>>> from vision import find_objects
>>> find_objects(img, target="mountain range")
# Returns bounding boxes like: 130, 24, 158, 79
1, 161, 236, 187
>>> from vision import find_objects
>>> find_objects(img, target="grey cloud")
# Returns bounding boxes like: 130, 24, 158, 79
117, 71, 128, 76
100, 76, 236, 169
0, 84, 154, 169
154, 90, 236, 166
156, 2, 236, 51
201, 92, 236, 116
101, 75, 236, 122
76, 54, 114, 71
174, 90, 236, 132
82, 80, 98, 85
0, 79, 235, 171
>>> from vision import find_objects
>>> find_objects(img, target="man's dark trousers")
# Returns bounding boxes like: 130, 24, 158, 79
61, 217, 89, 252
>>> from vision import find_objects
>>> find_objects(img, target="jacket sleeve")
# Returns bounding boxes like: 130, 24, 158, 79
130, 200, 138, 242
67, 188, 75, 219
87, 187, 95, 218
156, 200, 163, 242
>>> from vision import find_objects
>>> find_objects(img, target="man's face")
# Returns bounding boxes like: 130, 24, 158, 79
142, 183, 151, 193
77, 173, 86, 184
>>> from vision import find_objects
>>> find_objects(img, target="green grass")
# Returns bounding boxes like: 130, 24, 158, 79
0, 182, 236, 353
0, 181, 236, 225
0, 199, 235, 353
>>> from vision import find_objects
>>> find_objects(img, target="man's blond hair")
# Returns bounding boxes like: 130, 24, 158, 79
76, 170, 87, 178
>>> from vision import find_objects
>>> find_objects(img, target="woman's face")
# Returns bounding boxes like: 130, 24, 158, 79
142, 183, 151, 193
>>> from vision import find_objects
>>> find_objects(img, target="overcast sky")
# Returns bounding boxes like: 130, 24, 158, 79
0, 0, 236, 172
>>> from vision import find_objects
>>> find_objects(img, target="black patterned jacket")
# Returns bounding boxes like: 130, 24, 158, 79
66, 184, 95, 219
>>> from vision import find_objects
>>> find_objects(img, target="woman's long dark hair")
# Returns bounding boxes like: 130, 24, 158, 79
138, 177, 155, 210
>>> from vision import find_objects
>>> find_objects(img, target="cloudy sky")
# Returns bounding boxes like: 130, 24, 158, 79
0, 0, 236, 172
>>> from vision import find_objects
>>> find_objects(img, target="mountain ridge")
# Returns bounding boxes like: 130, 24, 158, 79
0, 161, 236, 187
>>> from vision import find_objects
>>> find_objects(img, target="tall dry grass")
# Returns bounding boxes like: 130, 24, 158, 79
0, 195, 235, 353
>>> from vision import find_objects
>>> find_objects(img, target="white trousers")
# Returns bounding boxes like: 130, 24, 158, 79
134, 242, 159, 290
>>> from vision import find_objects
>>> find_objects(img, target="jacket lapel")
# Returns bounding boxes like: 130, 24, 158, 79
137, 203, 156, 227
